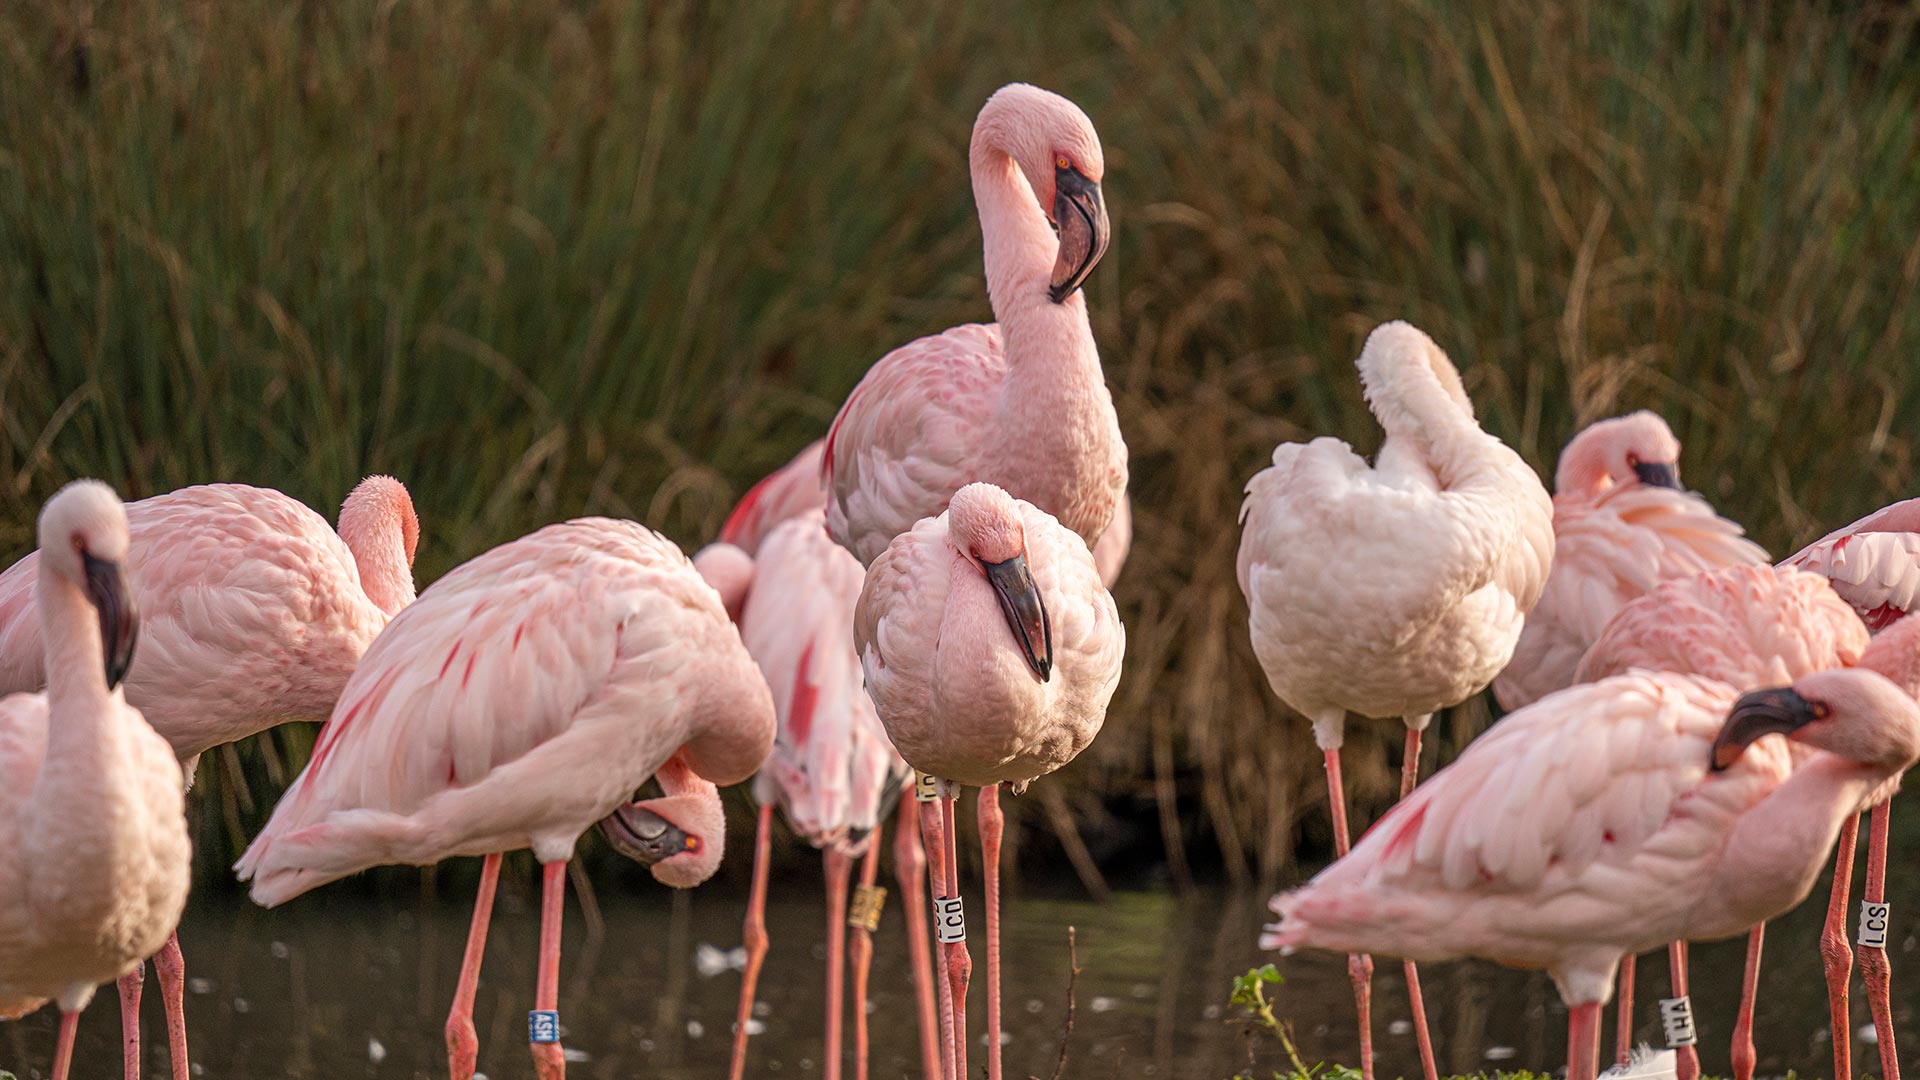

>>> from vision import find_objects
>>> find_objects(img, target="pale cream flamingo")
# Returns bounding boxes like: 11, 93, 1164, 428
1494, 411, 1769, 710
855, 483, 1123, 1080
1237, 319, 1554, 1080
1268, 657, 1920, 1080
235, 517, 775, 1080
0, 475, 416, 1080
0, 480, 191, 1080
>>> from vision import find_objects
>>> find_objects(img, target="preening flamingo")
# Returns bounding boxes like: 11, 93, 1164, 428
855, 482, 1123, 1080
1784, 496, 1920, 631
694, 516, 934, 1080
0, 481, 191, 1080
1494, 411, 1769, 710
0, 475, 417, 1080
1267, 660, 1920, 1080
1577, 565, 1868, 1078
821, 83, 1126, 566
235, 517, 775, 1080
1236, 319, 1554, 1080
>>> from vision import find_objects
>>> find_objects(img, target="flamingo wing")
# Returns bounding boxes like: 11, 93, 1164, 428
853, 516, 955, 756
721, 440, 830, 553
1784, 503, 1920, 632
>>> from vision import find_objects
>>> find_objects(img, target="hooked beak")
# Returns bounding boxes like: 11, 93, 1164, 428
1048, 165, 1108, 303
1632, 461, 1682, 490
1712, 687, 1819, 771
82, 553, 137, 690
983, 553, 1052, 682
597, 804, 699, 867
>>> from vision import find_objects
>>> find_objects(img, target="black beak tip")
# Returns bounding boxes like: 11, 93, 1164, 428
1048, 282, 1073, 304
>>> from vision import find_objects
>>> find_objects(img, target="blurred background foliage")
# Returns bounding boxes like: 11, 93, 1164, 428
2, 0, 1918, 894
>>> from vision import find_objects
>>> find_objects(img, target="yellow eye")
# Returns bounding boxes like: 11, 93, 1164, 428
1056, 155, 1071, 170
1812, 702, 1831, 719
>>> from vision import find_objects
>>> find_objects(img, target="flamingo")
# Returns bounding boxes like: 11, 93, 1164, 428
693, 516, 934, 1080
1236, 319, 1554, 1080
1493, 411, 1769, 710
1266, 655, 1920, 1080
1576, 565, 1869, 1078
855, 482, 1123, 1080
0, 480, 191, 1080
0, 475, 416, 1080
234, 516, 775, 1080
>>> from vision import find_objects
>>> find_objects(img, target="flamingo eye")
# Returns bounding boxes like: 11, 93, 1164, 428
1056, 155, 1071, 170
1811, 702, 1831, 720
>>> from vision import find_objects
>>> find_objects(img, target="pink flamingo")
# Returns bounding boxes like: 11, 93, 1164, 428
694, 515, 935, 1080
0, 481, 191, 1080
821, 83, 1126, 567
235, 517, 775, 1080
1236, 320, 1554, 1080
1577, 565, 1868, 1078
1267, 654, 1920, 1080
855, 482, 1123, 1080
0, 475, 416, 1080
1494, 411, 1768, 711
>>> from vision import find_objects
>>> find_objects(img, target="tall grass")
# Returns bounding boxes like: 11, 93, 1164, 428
2, 0, 1917, 886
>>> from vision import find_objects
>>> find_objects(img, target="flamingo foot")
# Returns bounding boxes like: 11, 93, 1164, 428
825, 848, 853, 1080
1824, 814, 1860, 1080
1859, 802, 1899, 1080
529, 861, 568, 1080
446, 852, 501, 1080
119, 962, 144, 1080
728, 806, 774, 1080
155, 930, 189, 1080
1614, 953, 1637, 1067
979, 783, 1005, 1080
1667, 942, 1699, 1080
850, 837, 883, 1080
918, 785, 957, 1080
896, 795, 942, 1080
941, 788, 972, 1080
1730, 925, 1763, 1080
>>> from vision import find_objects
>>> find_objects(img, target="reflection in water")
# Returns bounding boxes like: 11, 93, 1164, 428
3, 864, 1914, 1079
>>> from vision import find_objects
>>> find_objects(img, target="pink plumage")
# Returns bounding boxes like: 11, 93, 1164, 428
720, 440, 829, 553
1495, 412, 1768, 710
1782, 497, 1920, 632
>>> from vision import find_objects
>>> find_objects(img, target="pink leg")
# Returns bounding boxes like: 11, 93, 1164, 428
979, 784, 1005, 1080
1730, 925, 1763, 1080
119, 961, 145, 1080
1614, 953, 1636, 1066
1858, 802, 1899, 1080
1566, 1002, 1602, 1080
447, 852, 502, 1080
52, 1008, 80, 1080
1324, 747, 1374, 1080
728, 805, 775, 1080
943, 791, 972, 1080
530, 860, 567, 1080
851, 838, 883, 1080
824, 847, 853, 1080
154, 930, 188, 1080
1824, 814, 1859, 1080
919, 794, 956, 1080
1398, 728, 1438, 1080
896, 798, 942, 1080
1668, 941, 1699, 1080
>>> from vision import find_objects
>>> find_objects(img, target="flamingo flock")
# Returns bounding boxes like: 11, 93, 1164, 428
0, 80, 1915, 1080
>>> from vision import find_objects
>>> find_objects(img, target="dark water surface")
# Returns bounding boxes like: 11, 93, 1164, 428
4, 865, 1915, 1079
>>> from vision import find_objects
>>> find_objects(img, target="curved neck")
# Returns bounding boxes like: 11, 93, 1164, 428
1361, 351, 1493, 493
338, 518, 415, 617
1552, 433, 1614, 497
35, 562, 116, 777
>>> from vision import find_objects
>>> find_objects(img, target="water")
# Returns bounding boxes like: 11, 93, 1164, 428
4, 872, 1915, 1078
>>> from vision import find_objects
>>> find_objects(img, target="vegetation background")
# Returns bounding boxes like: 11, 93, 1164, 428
2, 0, 1918, 895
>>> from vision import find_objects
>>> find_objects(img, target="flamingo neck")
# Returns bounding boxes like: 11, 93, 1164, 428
339, 510, 415, 617
35, 563, 119, 791
1717, 753, 1882, 920
1360, 348, 1493, 494
1552, 436, 1615, 497
1862, 614, 1920, 697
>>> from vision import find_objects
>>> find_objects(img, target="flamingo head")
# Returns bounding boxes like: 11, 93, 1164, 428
1555, 410, 1683, 496
598, 757, 725, 888
338, 475, 420, 615
1714, 668, 1920, 775
976, 83, 1110, 303
39, 479, 138, 690
949, 482, 1052, 682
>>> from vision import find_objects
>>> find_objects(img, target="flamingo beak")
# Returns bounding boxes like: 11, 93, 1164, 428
82, 552, 137, 690
1712, 687, 1818, 770
983, 553, 1052, 682
597, 804, 698, 866
1632, 461, 1682, 489
1048, 166, 1108, 303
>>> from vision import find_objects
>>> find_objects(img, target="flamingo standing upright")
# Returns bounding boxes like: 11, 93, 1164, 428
0, 481, 191, 1080
1236, 320, 1554, 1080
1267, 655, 1920, 1080
0, 475, 417, 1080
235, 517, 775, 1080
855, 483, 1123, 1080
1493, 411, 1769, 711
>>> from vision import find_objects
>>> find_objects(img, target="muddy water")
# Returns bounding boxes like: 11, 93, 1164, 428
3, 862, 1914, 1079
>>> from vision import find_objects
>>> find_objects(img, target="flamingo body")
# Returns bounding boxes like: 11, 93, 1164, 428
1782, 497, 1920, 632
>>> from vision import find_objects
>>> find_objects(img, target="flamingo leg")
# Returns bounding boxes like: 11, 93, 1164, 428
118, 961, 144, 1080
1824, 813, 1860, 1080
154, 930, 189, 1080
1614, 953, 1636, 1066
728, 805, 775, 1080
824, 847, 853, 1080
1667, 941, 1699, 1080
447, 852, 502, 1080
979, 783, 1005, 1080
942, 790, 972, 1080
1323, 746, 1374, 1080
1858, 801, 1899, 1080
850, 835, 883, 1080
530, 860, 568, 1080
1398, 724, 1438, 1080
896, 796, 942, 1080
919, 791, 957, 1080
1730, 925, 1764, 1080
1566, 1002, 1602, 1080
52, 1008, 80, 1080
